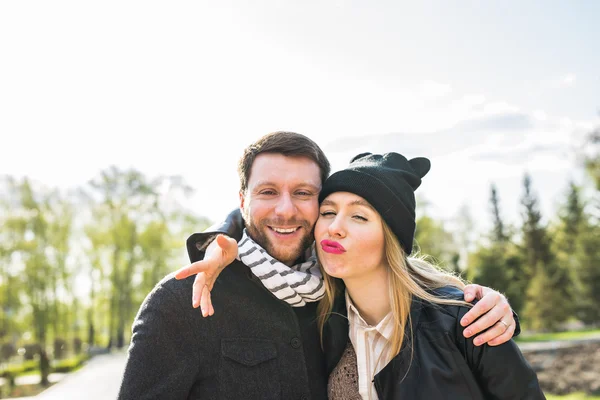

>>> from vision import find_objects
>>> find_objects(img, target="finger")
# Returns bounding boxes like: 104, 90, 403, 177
192, 272, 206, 308
487, 323, 516, 346
200, 285, 210, 317
216, 234, 239, 262
501, 304, 515, 326
471, 320, 509, 346
462, 284, 482, 303
460, 292, 499, 327
175, 259, 216, 280
215, 234, 230, 251
207, 291, 215, 316
463, 301, 509, 338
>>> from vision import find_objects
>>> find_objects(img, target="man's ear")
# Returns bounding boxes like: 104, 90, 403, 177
239, 190, 246, 212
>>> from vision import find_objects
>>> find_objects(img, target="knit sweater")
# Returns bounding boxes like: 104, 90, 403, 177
328, 341, 362, 400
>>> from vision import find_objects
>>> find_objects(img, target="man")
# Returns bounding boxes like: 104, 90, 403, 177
118, 131, 517, 400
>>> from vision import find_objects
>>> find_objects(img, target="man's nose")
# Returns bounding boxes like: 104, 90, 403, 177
275, 193, 296, 219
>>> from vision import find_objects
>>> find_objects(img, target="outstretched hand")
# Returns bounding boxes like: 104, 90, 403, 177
174, 234, 238, 317
461, 284, 515, 346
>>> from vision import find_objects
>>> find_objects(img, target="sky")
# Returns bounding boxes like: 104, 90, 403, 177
1, 0, 599, 237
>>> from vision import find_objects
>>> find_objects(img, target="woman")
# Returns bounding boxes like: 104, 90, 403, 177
316, 152, 543, 399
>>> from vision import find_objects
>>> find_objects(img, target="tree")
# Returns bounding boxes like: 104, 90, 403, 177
521, 174, 552, 270
414, 213, 459, 273
10, 178, 57, 385
466, 184, 527, 315
583, 124, 600, 191
490, 184, 508, 243
80, 167, 207, 349
520, 174, 571, 330
575, 221, 600, 324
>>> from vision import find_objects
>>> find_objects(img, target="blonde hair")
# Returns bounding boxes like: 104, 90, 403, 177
317, 220, 470, 362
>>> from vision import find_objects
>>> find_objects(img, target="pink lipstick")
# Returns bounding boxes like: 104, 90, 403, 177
320, 240, 346, 254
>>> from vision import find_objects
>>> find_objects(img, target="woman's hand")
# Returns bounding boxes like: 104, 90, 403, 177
174, 234, 238, 317
461, 284, 516, 346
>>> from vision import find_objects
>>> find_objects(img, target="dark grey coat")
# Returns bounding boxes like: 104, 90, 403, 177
117, 221, 327, 399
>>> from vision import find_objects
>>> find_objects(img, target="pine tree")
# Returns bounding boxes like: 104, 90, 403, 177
520, 174, 571, 330
552, 182, 585, 322
559, 182, 584, 254
521, 174, 552, 269
576, 222, 600, 324
466, 184, 526, 315
490, 184, 508, 243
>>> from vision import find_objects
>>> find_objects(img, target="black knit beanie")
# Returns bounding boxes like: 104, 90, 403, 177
318, 152, 431, 255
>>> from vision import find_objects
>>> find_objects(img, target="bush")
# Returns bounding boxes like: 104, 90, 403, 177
53, 338, 67, 359
22, 343, 41, 361
51, 354, 89, 373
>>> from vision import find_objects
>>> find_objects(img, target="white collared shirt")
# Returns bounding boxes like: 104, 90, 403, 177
346, 291, 395, 400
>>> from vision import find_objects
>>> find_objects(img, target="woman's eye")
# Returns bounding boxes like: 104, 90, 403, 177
353, 215, 368, 221
319, 211, 336, 217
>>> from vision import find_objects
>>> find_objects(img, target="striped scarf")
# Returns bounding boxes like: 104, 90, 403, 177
237, 229, 325, 307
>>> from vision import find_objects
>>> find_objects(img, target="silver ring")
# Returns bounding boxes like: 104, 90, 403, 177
499, 320, 509, 330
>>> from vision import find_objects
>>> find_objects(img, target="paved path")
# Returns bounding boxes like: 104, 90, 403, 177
32, 351, 127, 400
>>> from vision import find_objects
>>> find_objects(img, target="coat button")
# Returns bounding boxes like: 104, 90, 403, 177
290, 337, 302, 349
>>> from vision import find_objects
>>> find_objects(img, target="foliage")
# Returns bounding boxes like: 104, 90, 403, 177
0, 167, 208, 364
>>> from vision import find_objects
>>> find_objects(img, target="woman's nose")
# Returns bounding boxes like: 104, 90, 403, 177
328, 216, 346, 238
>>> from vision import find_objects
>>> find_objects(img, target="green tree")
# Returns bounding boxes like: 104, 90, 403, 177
520, 174, 571, 330
81, 167, 207, 349
521, 174, 552, 270
575, 221, 600, 324
9, 178, 57, 385
414, 213, 459, 273
490, 184, 508, 242
583, 125, 600, 191
466, 184, 527, 315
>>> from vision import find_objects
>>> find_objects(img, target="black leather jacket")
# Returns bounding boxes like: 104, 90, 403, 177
323, 284, 544, 399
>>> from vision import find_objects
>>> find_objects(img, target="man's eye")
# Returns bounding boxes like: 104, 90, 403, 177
260, 190, 276, 195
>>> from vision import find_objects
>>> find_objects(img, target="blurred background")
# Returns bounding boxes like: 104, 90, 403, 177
0, 1, 599, 398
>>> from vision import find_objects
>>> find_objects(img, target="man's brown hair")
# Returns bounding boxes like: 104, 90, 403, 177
238, 131, 331, 193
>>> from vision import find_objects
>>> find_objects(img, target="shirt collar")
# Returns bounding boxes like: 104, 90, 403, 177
345, 290, 394, 341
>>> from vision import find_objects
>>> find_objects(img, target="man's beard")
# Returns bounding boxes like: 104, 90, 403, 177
243, 214, 314, 265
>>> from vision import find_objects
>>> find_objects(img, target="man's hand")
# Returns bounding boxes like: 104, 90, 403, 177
174, 234, 238, 317
461, 284, 515, 347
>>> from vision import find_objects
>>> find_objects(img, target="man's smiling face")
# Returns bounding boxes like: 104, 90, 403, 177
240, 153, 321, 266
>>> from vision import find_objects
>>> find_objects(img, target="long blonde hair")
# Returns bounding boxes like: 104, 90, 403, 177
317, 220, 470, 360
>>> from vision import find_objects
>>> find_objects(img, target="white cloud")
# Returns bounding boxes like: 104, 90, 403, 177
547, 73, 577, 88
420, 80, 452, 99
533, 110, 548, 121
481, 101, 520, 114
561, 73, 577, 86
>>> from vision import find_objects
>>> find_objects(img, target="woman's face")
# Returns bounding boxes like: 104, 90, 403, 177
314, 191, 387, 280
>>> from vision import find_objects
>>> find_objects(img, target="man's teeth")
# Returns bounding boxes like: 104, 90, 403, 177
272, 227, 298, 233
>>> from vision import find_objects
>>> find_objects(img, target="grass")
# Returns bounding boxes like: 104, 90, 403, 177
1, 354, 89, 377
515, 328, 600, 343
52, 354, 89, 373
0, 359, 38, 377
546, 393, 600, 399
